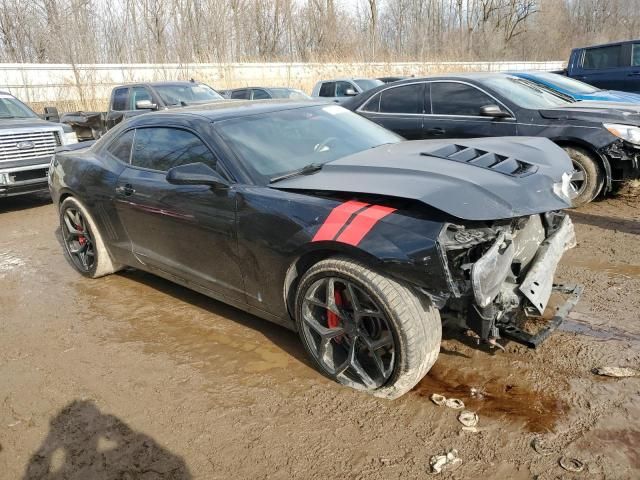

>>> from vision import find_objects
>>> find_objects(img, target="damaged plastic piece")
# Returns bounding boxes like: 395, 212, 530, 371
429, 449, 462, 474
531, 436, 555, 456
559, 456, 585, 473
457, 411, 478, 427
592, 366, 640, 378
430, 394, 465, 409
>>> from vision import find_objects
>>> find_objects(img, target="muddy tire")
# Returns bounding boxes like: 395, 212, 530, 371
59, 196, 121, 278
563, 146, 604, 207
294, 256, 441, 399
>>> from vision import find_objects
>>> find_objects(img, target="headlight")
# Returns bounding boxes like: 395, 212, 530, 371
470, 232, 515, 308
63, 131, 78, 145
604, 123, 640, 145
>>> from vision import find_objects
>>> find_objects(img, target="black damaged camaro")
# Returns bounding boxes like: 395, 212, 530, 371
49, 101, 580, 398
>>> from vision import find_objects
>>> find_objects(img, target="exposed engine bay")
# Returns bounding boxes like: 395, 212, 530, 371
439, 211, 579, 347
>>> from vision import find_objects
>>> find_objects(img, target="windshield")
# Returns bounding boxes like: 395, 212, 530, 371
153, 84, 223, 106
0, 95, 38, 118
269, 88, 311, 99
529, 72, 600, 94
215, 104, 401, 183
480, 76, 570, 109
354, 79, 384, 92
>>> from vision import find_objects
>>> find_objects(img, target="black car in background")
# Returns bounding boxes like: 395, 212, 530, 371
49, 101, 578, 398
343, 73, 640, 206
220, 87, 311, 100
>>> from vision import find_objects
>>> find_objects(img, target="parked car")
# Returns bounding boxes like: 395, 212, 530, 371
59, 81, 225, 141
343, 73, 640, 206
50, 101, 579, 398
565, 39, 640, 92
0, 91, 77, 198
220, 87, 311, 100
512, 71, 640, 103
311, 78, 383, 103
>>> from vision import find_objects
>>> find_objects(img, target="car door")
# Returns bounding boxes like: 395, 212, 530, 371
423, 81, 517, 139
357, 82, 424, 139
575, 43, 635, 91
106, 87, 129, 130
113, 125, 245, 303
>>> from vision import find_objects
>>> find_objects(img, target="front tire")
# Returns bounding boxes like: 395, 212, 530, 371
59, 196, 120, 278
563, 146, 604, 207
294, 257, 441, 399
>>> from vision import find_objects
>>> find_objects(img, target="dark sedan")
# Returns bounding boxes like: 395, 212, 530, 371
49, 101, 579, 398
221, 87, 311, 100
343, 73, 640, 206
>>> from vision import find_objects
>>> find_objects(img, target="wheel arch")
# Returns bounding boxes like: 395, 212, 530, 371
553, 138, 613, 194
283, 244, 383, 320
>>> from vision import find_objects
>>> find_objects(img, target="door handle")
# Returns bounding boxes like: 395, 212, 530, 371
115, 184, 135, 196
427, 127, 446, 135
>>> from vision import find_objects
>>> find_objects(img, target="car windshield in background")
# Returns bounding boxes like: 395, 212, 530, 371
215, 105, 401, 183
0, 96, 38, 118
533, 73, 601, 94
480, 76, 570, 109
354, 79, 384, 91
153, 84, 223, 105
269, 88, 311, 99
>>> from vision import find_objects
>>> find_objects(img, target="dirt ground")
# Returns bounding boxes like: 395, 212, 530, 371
1, 191, 639, 480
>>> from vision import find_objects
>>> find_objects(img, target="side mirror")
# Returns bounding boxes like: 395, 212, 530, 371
344, 88, 358, 97
166, 162, 229, 189
479, 104, 510, 118
135, 99, 157, 110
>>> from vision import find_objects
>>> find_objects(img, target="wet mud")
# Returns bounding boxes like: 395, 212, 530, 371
1, 192, 640, 479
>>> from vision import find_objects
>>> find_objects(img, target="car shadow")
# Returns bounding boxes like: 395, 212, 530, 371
22, 400, 192, 480
115, 268, 316, 371
570, 210, 640, 235
0, 192, 51, 213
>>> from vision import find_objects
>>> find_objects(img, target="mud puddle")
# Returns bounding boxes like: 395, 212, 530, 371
559, 313, 640, 342
412, 360, 567, 433
564, 257, 640, 278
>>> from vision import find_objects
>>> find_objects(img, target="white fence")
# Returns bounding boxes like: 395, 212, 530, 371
0, 61, 565, 111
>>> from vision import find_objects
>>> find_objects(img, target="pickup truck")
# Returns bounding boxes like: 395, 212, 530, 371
565, 39, 640, 93
59, 81, 225, 140
0, 91, 78, 197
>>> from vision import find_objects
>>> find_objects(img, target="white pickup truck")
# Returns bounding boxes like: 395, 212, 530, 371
0, 91, 78, 197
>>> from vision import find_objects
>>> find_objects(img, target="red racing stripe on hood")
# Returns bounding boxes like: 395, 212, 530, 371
312, 200, 369, 241
335, 205, 397, 246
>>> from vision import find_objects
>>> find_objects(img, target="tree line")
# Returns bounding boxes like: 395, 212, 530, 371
0, 0, 637, 65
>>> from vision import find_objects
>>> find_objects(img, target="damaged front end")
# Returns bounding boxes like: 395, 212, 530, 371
439, 212, 581, 348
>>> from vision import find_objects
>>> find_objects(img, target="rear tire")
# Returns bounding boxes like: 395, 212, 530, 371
59, 196, 121, 278
294, 256, 441, 399
563, 146, 604, 207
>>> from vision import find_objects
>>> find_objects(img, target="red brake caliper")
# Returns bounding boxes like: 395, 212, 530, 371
327, 289, 343, 329
77, 223, 86, 246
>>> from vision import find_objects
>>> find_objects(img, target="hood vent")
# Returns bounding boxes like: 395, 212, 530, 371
421, 143, 538, 177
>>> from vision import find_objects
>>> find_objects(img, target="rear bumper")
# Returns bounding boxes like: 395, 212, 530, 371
0, 163, 50, 197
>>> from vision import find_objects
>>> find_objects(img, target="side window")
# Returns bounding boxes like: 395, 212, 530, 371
379, 84, 423, 114
431, 82, 494, 116
106, 129, 135, 163
131, 127, 219, 173
112, 88, 129, 111
231, 89, 250, 100
632, 44, 640, 67
583, 45, 624, 69
131, 87, 153, 109
318, 82, 336, 97
362, 93, 381, 113
252, 89, 271, 100
336, 81, 355, 96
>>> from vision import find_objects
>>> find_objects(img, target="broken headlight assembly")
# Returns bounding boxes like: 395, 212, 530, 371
604, 123, 640, 146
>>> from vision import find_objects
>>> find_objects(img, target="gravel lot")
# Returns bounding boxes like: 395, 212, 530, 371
1, 192, 639, 479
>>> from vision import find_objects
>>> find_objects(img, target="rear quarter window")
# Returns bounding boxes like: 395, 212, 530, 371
112, 88, 129, 111
318, 82, 336, 97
